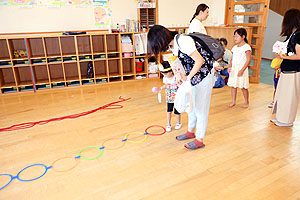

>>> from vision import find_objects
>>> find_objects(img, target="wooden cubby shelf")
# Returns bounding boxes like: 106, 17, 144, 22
0, 31, 158, 94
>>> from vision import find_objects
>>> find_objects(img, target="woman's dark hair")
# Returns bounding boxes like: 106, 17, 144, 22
161, 61, 172, 73
190, 4, 209, 23
281, 8, 300, 37
234, 28, 248, 43
147, 25, 177, 62
219, 38, 228, 46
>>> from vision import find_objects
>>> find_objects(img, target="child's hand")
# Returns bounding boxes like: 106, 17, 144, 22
238, 70, 244, 77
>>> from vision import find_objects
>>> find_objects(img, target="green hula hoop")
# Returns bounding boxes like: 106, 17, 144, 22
77, 146, 104, 160
124, 132, 148, 143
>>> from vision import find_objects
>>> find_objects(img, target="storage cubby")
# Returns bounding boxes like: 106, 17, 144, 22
135, 57, 146, 74
106, 34, 120, 52
31, 58, 47, 65
108, 60, 121, 76
9, 39, 27, 59
122, 58, 134, 75
33, 65, 49, 84
108, 53, 120, 59
49, 63, 65, 82
123, 75, 135, 81
13, 59, 29, 66
60, 36, 76, 56
64, 62, 79, 81
28, 38, 45, 58
92, 35, 105, 53
79, 61, 92, 79
79, 55, 92, 61
109, 77, 121, 82
48, 57, 62, 63
93, 54, 106, 60
45, 37, 61, 57
0, 32, 157, 94
63, 56, 77, 62
0, 60, 12, 67
77, 36, 91, 55
0, 39, 10, 60
14, 66, 33, 86
94, 60, 107, 78
0, 68, 16, 87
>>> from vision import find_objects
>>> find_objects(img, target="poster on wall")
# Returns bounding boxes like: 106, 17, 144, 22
9, 0, 35, 6
93, 0, 111, 27
37, 0, 66, 6
67, 0, 91, 6
0, 0, 9, 5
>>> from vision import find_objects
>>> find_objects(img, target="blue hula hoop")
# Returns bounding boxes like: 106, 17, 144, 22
0, 174, 14, 190
17, 164, 52, 182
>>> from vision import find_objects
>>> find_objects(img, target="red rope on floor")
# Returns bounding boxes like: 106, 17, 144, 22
0, 96, 131, 132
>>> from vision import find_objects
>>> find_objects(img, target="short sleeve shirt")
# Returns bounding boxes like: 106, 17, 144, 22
231, 44, 251, 66
281, 30, 300, 72
188, 19, 207, 34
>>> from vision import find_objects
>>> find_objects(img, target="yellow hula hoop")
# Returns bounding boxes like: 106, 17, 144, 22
124, 132, 148, 143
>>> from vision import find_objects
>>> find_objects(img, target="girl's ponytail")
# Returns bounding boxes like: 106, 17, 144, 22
190, 4, 209, 23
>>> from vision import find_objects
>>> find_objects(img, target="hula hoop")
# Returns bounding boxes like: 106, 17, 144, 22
17, 164, 51, 182
145, 125, 166, 136
77, 146, 104, 160
0, 174, 13, 190
124, 132, 148, 143
102, 138, 126, 150
51, 157, 80, 172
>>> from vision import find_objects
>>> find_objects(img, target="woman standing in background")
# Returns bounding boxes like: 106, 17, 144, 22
271, 8, 300, 127
188, 3, 209, 34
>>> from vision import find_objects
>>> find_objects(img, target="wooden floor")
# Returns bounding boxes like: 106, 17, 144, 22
1, 78, 300, 200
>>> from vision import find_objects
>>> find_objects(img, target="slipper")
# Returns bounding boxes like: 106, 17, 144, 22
184, 139, 205, 150
176, 131, 195, 141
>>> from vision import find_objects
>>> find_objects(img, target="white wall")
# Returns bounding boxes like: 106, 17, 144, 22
0, 0, 137, 33
0, 0, 226, 33
159, 0, 225, 27
262, 10, 284, 59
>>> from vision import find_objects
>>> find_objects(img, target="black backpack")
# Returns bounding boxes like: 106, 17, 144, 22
176, 33, 225, 61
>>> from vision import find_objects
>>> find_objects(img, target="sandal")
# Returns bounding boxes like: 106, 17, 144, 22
176, 131, 195, 141
184, 139, 205, 150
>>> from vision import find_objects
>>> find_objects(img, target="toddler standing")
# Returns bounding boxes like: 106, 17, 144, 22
227, 28, 252, 108
158, 61, 182, 132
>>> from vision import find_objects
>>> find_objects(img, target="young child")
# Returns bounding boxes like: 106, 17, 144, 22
158, 61, 182, 132
218, 38, 232, 83
227, 28, 252, 108
213, 38, 232, 88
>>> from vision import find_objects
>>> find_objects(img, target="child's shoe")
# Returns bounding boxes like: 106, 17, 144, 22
175, 122, 182, 130
268, 101, 274, 108
166, 124, 172, 132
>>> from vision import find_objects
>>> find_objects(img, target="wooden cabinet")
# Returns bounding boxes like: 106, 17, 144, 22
0, 32, 155, 94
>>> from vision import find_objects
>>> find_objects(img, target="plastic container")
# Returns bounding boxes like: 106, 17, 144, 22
135, 62, 144, 72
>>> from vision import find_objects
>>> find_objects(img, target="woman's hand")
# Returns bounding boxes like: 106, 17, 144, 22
238, 69, 244, 77
279, 51, 285, 59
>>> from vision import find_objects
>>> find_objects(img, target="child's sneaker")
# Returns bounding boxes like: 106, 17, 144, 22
175, 122, 182, 130
166, 124, 172, 132
268, 101, 274, 108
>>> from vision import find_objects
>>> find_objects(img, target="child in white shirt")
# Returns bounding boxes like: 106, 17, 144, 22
227, 28, 252, 108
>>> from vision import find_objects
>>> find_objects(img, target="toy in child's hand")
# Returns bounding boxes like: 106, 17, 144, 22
158, 91, 161, 104
152, 87, 160, 93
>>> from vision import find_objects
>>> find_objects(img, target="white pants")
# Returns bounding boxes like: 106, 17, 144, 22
188, 72, 214, 139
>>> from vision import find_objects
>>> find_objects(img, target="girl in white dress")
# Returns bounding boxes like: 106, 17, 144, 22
188, 4, 209, 34
227, 28, 252, 108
